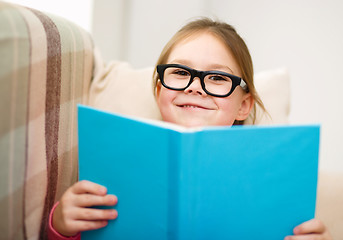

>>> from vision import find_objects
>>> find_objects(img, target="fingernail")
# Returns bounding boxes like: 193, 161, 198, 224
98, 186, 107, 194
293, 226, 300, 234
108, 195, 118, 204
110, 210, 118, 219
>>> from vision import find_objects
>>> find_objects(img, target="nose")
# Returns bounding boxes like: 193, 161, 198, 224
184, 77, 207, 96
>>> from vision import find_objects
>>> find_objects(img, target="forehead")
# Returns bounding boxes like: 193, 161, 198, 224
167, 32, 241, 75
170, 31, 230, 55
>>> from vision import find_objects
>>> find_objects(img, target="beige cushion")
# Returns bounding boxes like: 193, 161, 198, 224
89, 49, 160, 120
245, 68, 290, 125
89, 49, 290, 125
316, 171, 343, 238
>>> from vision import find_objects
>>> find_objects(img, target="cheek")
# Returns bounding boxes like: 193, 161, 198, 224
214, 97, 242, 122
156, 88, 175, 113
215, 97, 237, 110
157, 88, 169, 104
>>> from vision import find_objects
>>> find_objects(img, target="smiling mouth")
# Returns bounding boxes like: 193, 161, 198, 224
177, 104, 211, 110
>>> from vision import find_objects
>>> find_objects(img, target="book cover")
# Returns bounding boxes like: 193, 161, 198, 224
78, 105, 320, 240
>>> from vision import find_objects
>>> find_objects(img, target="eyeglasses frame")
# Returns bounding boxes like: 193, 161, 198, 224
156, 64, 248, 98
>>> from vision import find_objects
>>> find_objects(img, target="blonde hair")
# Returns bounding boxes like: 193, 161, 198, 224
153, 17, 266, 125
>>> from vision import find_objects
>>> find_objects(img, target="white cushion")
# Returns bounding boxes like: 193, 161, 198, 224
245, 67, 290, 125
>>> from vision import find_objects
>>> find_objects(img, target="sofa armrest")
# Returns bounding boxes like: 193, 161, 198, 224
0, 2, 94, 239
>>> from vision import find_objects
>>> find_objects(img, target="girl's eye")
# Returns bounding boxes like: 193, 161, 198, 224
173, 69, 190, 76
208, 75, 228, 81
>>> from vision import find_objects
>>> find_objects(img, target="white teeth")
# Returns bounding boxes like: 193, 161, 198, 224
183, 105, 198, 108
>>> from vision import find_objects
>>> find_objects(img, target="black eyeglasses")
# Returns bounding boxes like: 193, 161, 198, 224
156, 64, 248, 97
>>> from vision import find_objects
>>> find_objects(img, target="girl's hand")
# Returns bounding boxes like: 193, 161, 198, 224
52, 180, 118, 237
284, 219, 332, 240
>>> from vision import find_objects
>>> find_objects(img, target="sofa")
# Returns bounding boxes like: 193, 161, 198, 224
0, 2, 342, 239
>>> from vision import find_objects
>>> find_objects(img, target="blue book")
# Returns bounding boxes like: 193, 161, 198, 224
78, 105, 319, 240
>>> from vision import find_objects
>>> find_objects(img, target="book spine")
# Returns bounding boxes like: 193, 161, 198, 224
175, 132, 196, 240
166, 130, 180, 240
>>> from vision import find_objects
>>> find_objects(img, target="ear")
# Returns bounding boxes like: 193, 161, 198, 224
236, 93, 254, 121
155, 80, 162, 99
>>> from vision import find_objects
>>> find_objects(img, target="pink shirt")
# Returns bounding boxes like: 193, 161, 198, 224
48, 202, 81, 240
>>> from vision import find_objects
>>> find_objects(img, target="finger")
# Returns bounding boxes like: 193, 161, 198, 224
75, 207, 118, 221
285, 234, 324, 240
75, 194, 118, 207
294, 219, 326, 235
71, 180, 108, 196
68, 220, 109, 233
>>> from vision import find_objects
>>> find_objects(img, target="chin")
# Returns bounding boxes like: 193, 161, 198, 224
182, 119, 235, 128
182, 122, 205, 128
178, 119, 214, 128
163, 115, 234, 128
163, 118, 203, 128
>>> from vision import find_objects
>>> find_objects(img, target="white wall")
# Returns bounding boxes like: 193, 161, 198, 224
92, 0, 343, 173
7, 0, 93, 32
92, 0, 214, 66
211, 0, 343, 173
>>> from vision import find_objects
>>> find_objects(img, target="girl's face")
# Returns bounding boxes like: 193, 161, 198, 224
156, 32, 253, 127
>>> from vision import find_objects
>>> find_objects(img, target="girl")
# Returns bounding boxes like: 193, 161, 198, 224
48, 18, 332, 240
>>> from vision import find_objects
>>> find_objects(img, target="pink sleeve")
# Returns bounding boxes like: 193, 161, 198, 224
48, 202, 81, 240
